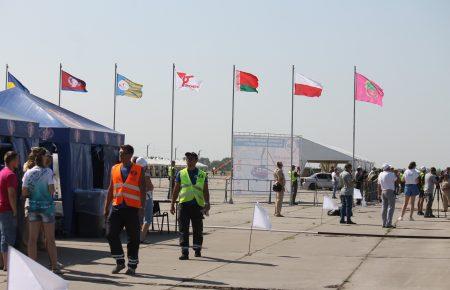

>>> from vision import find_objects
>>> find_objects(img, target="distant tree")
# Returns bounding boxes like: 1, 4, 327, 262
210, 157, 232, 172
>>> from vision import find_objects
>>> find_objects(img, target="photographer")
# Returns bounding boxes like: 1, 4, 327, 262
424, 167, 439, 218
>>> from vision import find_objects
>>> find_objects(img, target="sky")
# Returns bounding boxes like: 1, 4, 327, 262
0, 0, 449, 169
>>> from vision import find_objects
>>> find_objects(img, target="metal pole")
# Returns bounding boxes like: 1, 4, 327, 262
58, 63, 62, 107
247, 205, 255, 255
290, 65, 295, 205
170, 63, 175, 162
113, 63, 117, 130
352, 66, 356, 169
169, 63, 175, 200
146, 144, 150, 158
5, 64, 8, 90
229, 65, 236, 204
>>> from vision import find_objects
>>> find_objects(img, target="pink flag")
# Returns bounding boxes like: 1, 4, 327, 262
355, 72, 384, 106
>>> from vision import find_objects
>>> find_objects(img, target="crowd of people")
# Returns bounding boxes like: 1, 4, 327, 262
1, 145, 449, 276
0, 145, 211, 276
272, 161, 450, 226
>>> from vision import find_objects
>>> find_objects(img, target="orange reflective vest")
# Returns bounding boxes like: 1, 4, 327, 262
111, 163, 143, 208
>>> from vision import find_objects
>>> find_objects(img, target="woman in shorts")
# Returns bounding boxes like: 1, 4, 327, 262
22, 149, 60, 273
398, 161, 420, 221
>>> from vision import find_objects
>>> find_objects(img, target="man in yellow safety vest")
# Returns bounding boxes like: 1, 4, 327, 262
170, 152, 210, 260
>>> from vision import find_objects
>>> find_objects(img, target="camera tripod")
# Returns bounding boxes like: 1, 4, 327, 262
432, 186, 447, 218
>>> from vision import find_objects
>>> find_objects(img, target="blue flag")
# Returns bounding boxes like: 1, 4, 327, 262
7, 72, 30, 93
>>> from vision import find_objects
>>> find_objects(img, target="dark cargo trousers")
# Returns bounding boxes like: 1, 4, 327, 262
106, 207, 140, 269
178, 202, 203, 253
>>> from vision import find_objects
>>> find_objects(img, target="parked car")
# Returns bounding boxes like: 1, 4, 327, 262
302, 172, 333, 190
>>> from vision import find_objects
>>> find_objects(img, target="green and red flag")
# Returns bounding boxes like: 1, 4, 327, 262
235, 70, 259, 93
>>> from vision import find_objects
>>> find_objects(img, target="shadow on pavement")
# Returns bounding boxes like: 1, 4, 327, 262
134, 273, 229, 286
198, 255, 277, 267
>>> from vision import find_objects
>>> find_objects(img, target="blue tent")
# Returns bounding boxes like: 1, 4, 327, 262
0, 88, 125, 234
0, 107, 40, 167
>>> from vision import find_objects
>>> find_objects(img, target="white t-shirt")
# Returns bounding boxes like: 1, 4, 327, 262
378, 171, 397, 190
403, 169, 419, 185
331, 172, 339, 184
22, 166, 54, 187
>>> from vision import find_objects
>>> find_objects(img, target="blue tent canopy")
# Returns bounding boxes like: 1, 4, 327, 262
0, 88, 124, 234
0, 107, 39, 139
0, 88, 124, 146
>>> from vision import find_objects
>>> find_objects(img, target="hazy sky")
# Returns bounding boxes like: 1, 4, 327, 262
1, 0, 449, 168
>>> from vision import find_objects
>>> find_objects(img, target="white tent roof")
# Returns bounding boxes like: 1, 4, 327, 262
145, 157, 208, 168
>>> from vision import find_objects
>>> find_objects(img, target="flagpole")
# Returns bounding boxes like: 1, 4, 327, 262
169, 63, 175, 200
290, 65, 295, 206
352, 66, 356, 169
5, 64, 8, 90
247, 204, 255, 255
58, 63, 62, 107
113, 63, 117, 130
170, 63, 175, 162
229, 65, 236, 204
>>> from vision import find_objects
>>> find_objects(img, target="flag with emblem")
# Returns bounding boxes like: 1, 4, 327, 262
355, 72, 384, 106
116, 74, 143, 98
176, 71, 202, 91
61, 70, 87, 92
7, 72, 30, 93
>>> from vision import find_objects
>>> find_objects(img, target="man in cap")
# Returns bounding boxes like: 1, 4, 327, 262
377, 163, 397, 228
104, 145, 146, 275
170, 152, 210, 260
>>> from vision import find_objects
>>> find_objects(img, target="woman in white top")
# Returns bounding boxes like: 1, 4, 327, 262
398, 161, 420, 221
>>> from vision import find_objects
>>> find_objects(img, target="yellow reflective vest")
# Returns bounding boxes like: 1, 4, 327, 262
178, 168, 207, 207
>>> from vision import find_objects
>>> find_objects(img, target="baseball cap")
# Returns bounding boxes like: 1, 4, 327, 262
420, 166, 426, 171
382, 163, 391, 171
135, 157, 148, 167
185, 152, 198, 159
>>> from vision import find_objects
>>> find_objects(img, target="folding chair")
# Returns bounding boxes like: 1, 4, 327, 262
151, 201, 170, 234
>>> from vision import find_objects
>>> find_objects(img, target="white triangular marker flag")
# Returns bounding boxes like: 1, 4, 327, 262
323, 196, 339, 210
362, 197, 367, 207
252, 203, 272, 230
7, 246, 68, 290
353, 188, 363, 200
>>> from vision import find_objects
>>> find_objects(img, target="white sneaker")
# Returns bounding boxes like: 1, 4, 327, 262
397, 216, 403, 221
409, 216, 414, 221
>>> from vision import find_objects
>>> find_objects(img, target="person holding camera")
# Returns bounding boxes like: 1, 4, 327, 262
273, 162, 285, 217
424, 167, 438, 218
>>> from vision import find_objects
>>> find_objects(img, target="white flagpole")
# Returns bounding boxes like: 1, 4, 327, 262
5, 63, 8, 90
113, 63, 118, 130
352, 66, 357, 169
247, 204, 255, 255
58, 63, 62, 107
290, 65, 295, 205
170, 63, 175, 198
229, 65, 236, 204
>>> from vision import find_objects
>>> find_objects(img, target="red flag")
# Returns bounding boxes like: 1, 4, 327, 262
294, 73, 323, 97
61, 70, 87, 92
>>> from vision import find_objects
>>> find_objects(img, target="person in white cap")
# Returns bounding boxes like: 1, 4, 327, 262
377, 163, 397, 228
135, 157, 155, 243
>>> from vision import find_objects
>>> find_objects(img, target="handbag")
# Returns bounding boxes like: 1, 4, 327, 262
272, 182, 282, 192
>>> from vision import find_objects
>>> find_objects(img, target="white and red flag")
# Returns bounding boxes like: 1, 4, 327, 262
294, 73, 323, 97
61, 70, 87, 92
176, 72, 202, 91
